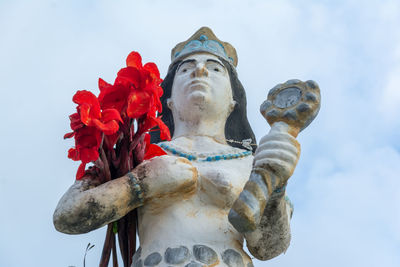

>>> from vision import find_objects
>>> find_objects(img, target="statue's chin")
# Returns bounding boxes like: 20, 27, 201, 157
187, 90, 208, 106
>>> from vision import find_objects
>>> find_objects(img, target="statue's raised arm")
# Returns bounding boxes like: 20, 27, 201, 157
229, 79, 320, 259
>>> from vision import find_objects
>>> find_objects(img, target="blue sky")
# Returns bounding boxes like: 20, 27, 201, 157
1, 0, 399, 266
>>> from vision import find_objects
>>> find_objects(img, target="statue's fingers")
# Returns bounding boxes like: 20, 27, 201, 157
259, 132, 298, 145
254, 149, 298, 166
255, 140, 298, 155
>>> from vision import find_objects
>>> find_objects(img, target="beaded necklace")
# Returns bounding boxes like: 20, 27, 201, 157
159, 143, 252, 162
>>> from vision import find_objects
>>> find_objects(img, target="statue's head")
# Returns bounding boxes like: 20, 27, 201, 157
167, 52, 235, 129
151, 27, 256, 152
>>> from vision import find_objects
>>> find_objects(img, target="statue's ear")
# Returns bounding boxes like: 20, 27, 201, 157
167, 98, 173, 110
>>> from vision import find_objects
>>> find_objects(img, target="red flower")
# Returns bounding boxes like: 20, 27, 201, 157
73, 90, 101, 125
72, 90, 123, 135
65, 91, 123, 179
74, 127, 101, 163
113, 52, 164, 119
126, 51, 142, 69
63, 113, 85, 139
98, 79, 131, 114
92, 109, 122, 135
67, 126, 102, 179
115, 67, 141, 90
65, 51, 169, 181
126, 90, 152, 119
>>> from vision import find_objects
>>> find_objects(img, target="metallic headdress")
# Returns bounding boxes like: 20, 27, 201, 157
170, 27, 238, 67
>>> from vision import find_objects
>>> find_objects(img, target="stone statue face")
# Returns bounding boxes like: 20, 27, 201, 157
169, 53, 234, 119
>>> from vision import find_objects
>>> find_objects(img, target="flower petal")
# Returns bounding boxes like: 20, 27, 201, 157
98, 83, 130, 112
64, 132, 75, 139
144, 144, 167, 160
139, 115, 171, 140
143, 62, 161, 82
126, 51, 142, 69
79, 103, 91, 125
69, 113, 84, 130
139, 115, 157, 134
157, 118, 171, 141
79, 147, 99, 163
126, 90, 151, 119
115, 67, 141, 89
73, 90, 101, 121
73, 90, 100, 108
76, 162, 86, 180
105, 132, 120, 150
98, 78, 112, 92
68, 148, 79, 161
101, 109, 123, 123
75, 127, 102, 148
92, 119, 120, 135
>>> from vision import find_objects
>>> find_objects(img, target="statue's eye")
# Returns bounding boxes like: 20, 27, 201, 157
207, 62, 224, 73
178, 62, 195, 73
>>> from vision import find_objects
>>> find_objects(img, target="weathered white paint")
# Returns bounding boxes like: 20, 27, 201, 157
53, 52, 300, 267
138, 137, 255, 266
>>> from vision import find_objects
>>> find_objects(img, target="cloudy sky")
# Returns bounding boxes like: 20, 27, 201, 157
1, 0, 399, 266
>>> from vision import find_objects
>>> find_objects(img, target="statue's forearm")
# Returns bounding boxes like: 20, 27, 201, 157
244, 190, 292, 260
53, 174, 143, 234
230, 78, 319, 255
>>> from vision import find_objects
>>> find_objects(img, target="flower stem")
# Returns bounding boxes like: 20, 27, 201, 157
112, 232, 119, 267
99, 224, 113, 267
100, 147, 111, 182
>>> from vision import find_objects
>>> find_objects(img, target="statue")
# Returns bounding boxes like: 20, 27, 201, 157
54, 27, 320, 267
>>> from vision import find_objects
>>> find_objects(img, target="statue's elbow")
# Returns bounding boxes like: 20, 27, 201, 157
52, 199, 102, 234
53, 209, 71, 234
53, 208, 85, 234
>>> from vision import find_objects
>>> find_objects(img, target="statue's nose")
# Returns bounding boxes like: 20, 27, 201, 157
192, 63, 208, 77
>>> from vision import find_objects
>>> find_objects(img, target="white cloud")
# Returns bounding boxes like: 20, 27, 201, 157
379, 47, 400, 121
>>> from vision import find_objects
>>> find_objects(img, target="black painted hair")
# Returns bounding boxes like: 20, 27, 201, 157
150, 58, 257, 153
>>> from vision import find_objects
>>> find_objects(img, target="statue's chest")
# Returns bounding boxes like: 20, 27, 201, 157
193, 158, 253, 209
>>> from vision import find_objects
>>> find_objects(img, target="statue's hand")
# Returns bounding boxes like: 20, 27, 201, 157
132, 155, 198, 203
253, 123, 300, 187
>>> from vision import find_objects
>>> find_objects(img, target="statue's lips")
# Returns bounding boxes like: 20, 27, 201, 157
187, 80, 209, 91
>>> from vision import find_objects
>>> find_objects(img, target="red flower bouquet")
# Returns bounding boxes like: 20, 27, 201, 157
64, 51, 170, 266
